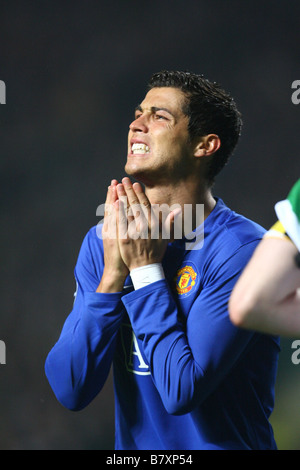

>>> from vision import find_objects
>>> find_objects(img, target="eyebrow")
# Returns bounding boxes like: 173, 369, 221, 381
135, 104, 175, 118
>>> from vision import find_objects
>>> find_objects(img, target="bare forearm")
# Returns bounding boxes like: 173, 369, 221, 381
229, 238, 300, 336
241, 288, 300, 336
96, 269, 127, 293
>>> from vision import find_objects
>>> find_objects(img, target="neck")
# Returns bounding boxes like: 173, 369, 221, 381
144, 177, 216, 227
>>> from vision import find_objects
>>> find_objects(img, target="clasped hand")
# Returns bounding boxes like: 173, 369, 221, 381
102, 178, 181, 276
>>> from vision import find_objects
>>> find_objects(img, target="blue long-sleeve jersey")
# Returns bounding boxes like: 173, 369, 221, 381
45, 198, 279, 450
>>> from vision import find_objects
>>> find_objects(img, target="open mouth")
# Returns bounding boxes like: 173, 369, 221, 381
131, 143, 150, 155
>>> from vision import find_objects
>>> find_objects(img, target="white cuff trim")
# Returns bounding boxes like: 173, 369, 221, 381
130, 263, 165, 290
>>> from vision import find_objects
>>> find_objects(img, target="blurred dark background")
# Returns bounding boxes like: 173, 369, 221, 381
1, 0, 300, 449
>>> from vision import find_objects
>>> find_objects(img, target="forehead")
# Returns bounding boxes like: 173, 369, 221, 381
139, 87, 187, 116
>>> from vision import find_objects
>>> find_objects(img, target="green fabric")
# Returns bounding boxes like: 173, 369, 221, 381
287, 179, 300, 222
275, 179, 300, 251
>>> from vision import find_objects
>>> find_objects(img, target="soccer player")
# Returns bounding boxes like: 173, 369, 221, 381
45, 71, 279, 450
229, 179, 300, 336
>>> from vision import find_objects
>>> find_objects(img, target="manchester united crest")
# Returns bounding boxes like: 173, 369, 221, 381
174, 262, 198, 297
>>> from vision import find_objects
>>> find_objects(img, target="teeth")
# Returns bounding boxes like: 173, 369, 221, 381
131, 143, 150, 154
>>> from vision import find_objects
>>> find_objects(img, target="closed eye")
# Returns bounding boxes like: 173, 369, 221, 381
134, 104, 174, 122
155, 113, 169, 120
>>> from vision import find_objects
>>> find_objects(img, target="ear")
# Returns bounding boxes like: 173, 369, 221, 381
193, 134, 221, 158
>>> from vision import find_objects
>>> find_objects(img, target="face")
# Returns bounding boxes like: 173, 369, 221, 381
125, 87, 195, 185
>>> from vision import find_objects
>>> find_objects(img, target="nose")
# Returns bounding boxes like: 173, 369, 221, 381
129, 114, 148, 133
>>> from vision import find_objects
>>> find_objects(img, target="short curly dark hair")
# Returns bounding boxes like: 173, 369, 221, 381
148, 70, 242, 184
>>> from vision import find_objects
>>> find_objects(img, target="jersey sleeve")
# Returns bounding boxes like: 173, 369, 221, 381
273, 179, 300, 251
122, 242, 260, 415
45, 228, 125, 411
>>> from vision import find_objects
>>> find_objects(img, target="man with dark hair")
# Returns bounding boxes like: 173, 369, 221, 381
45, 71, 279, 450
147, 71, 242, 183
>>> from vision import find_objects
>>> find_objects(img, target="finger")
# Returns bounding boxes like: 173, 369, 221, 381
124, 181, 151, 237
108, 179, 119, 204
116, 183, 126, 199
102, 190, 117, 240
110, 184, 118, 205
132, 182, 152, 217
129, 182, 153, 239
106, 177, 121, 215
105, 179, 118, 206
114, 199, 128, 240
103, 183, 119, 238
104, 186, 113, 218
116, 183, 136, 225
111, 180, 118, 193
122, 177, 141, 208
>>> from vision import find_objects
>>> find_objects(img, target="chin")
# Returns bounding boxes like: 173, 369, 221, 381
124, 160, 136, 176
124, 162, 152, 186
125, 159, 145, 176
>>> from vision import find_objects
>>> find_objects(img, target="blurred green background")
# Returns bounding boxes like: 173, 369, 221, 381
1, 0, 300, 450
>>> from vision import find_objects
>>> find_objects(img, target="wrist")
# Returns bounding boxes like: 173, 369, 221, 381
130, 263, 165, 290
96, 268, 128, 293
